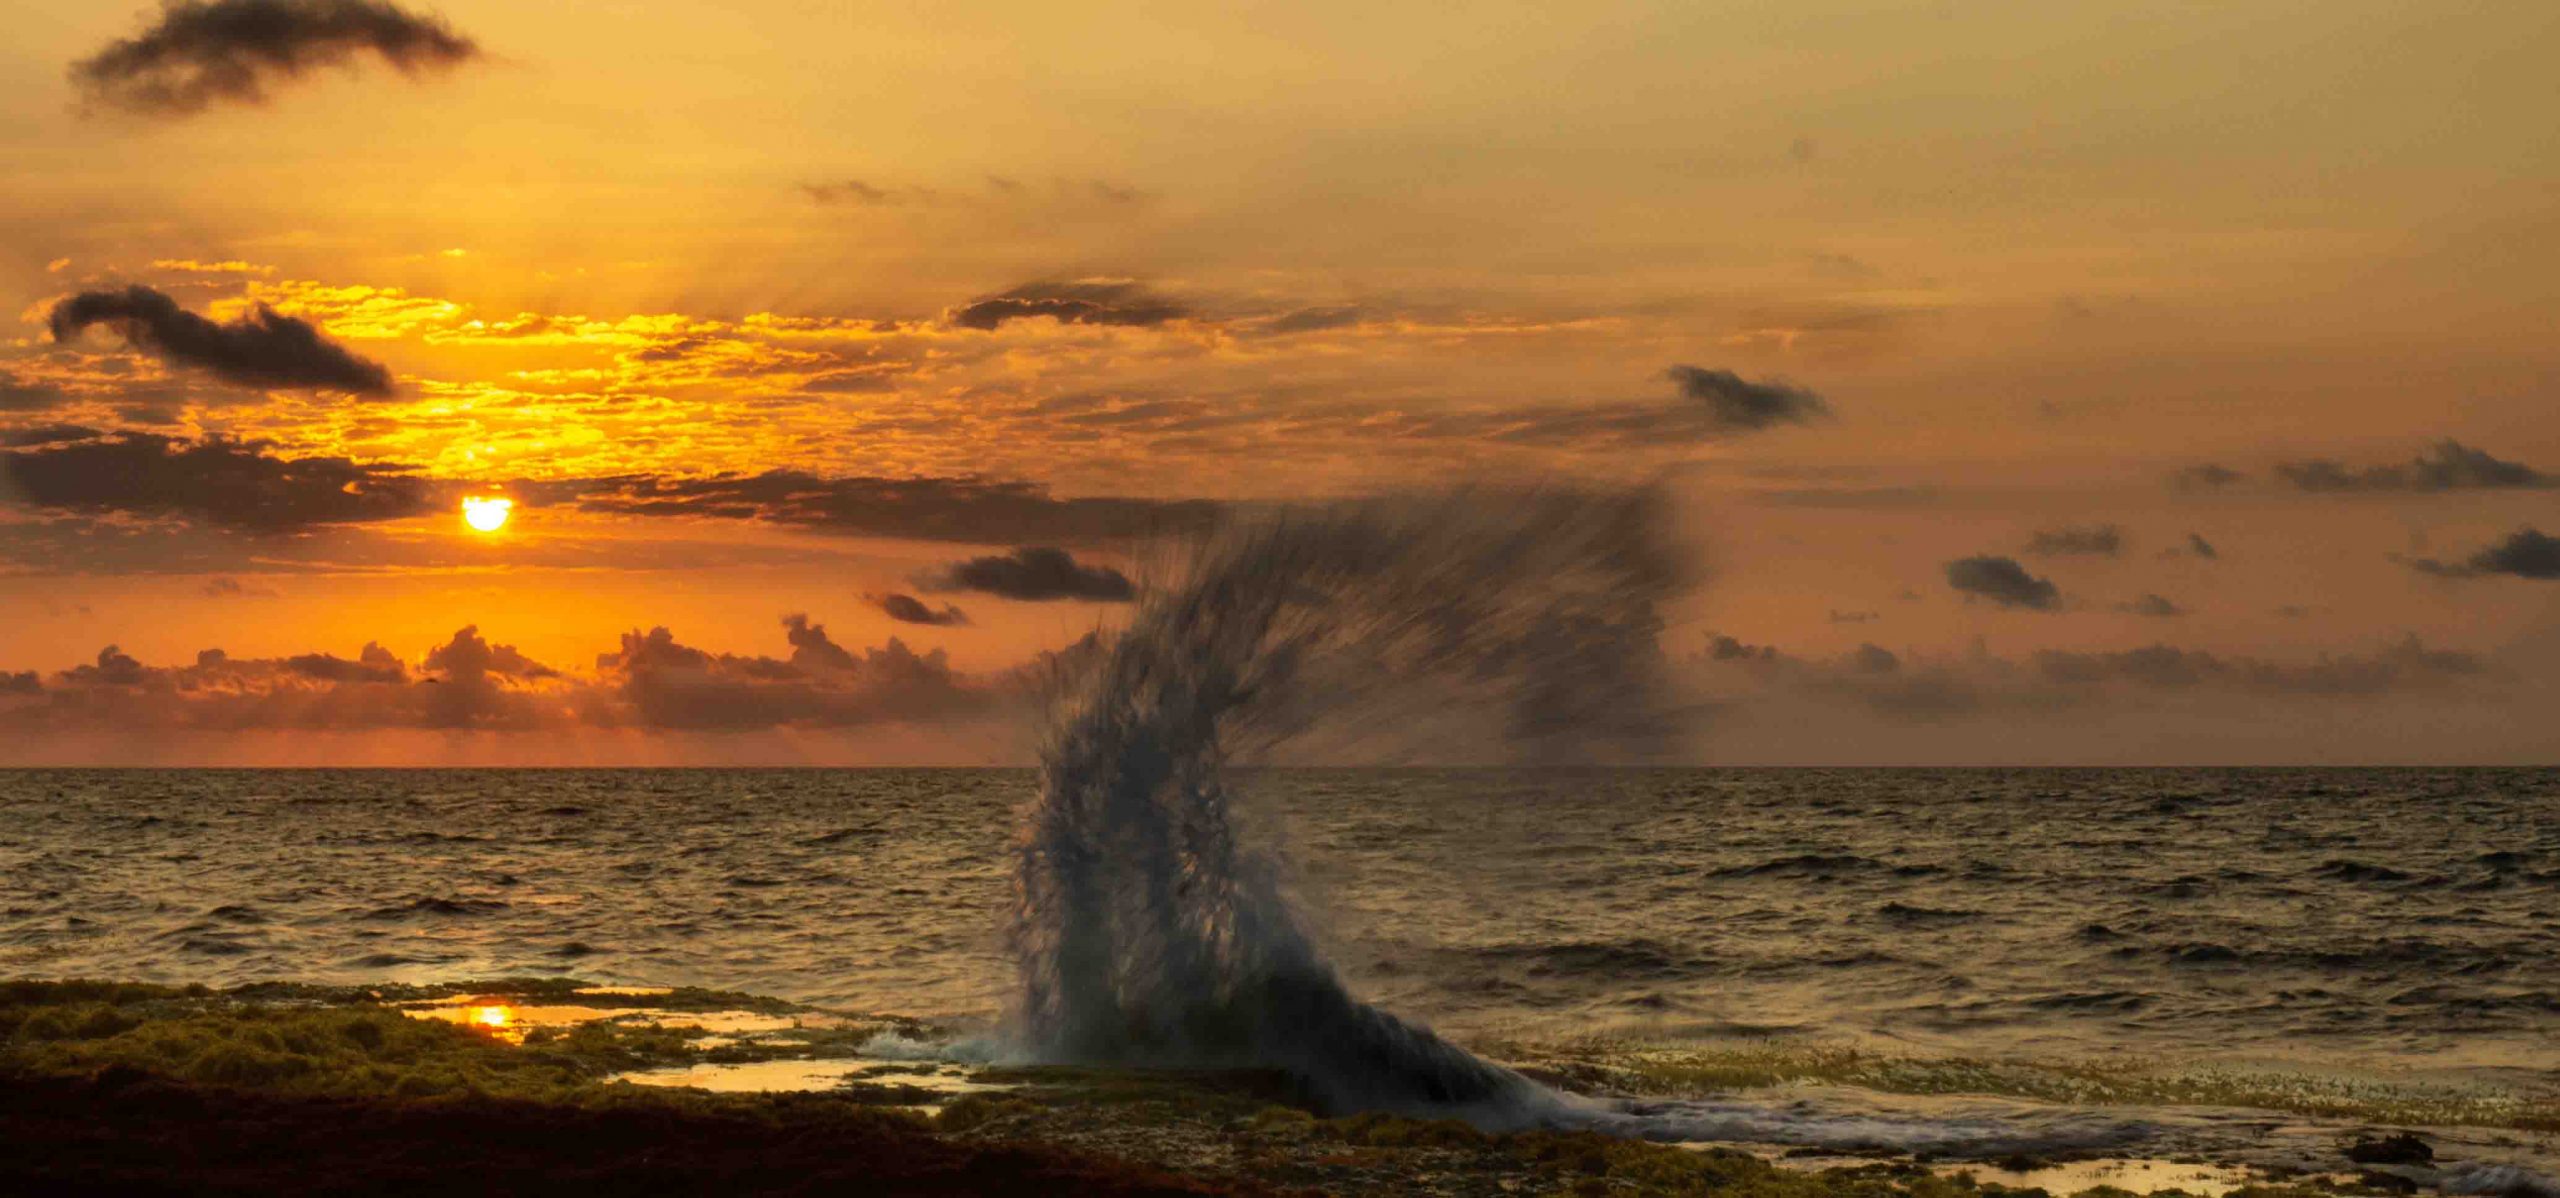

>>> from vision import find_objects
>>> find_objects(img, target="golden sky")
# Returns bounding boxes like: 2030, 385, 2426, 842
2, 0, 2556, 763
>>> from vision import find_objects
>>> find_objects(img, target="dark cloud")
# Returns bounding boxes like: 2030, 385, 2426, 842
47, 286, 395, 396
283, 643, 406, 684
925, 545, 1135, 602
422, 626, 554, 679
70, 0, 482, 117
2468, 528, 2560, 579
781, 613, 856, 670
2411, 527, 2560, 581
2171, 463, 2244, 490
2024, 524, 2122, 557
10, 627, 560, 732
1827, 609, 1878, 624
2119, 593, 2186, 618
0, 618, 1000, 739
870, 593, 970, 626
2, 432, 1220, 546
1442, 366, 1834, 449
1944, 555, 2061, 611
1700, 634, 1781, 663
0, 375, 70, 412
0, 432, 432, 530
595, 624, 985, 730
947, 281, 1189, 331
561, 470, 1217, 545
67, 646, 150, 687
2184, 533, 2218, 561
2, 424, 106, 447
2275, 440, 2550, 493
1663, 366, 1831, 431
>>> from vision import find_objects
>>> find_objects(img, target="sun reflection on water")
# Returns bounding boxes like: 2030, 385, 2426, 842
462, 1003, 523, 1043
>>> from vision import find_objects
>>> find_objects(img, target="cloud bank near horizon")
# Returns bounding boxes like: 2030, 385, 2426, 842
3, 612, 2548, 765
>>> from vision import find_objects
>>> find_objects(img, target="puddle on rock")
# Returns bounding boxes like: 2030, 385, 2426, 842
398, 995, 804, 1042
611, 1058, 1010, 1096
390, 988, 995, 1102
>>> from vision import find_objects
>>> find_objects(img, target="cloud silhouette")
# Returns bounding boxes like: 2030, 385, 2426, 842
595, 624, 985, 730
780, 613, 858, 670
925, 546, 1135, 601
1693, 633, 2492, 722
283, 642, 407, 683
70, 0, 482, 117
0, 432, 431, 530
2276, 440, 2549, 492
1944, 555, 2061, 610
0, 618, 1004, 740
947, 280, 1189, 331
10, 628, 562, 732
48, 286, 394, 396
2410, 527, 2560, 580
1664, 366, 1831, 431
870, 593, 970, 626
1700, 634, 1782, 663
1426, 366, 1834, 449
1, 434, 1224, 545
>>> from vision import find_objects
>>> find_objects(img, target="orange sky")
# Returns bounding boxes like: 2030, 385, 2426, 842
2, 0, 2555, 763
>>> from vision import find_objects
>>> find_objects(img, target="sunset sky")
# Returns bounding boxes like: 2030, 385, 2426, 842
3, 0, 2555, 764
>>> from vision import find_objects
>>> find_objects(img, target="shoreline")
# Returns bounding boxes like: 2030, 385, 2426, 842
8, 977, 2552, 1198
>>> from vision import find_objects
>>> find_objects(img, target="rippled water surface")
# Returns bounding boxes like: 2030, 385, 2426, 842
3, 767, 2555, 1079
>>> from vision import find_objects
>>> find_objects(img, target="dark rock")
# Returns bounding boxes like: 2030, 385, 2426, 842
2344, 1132, 2434, 1165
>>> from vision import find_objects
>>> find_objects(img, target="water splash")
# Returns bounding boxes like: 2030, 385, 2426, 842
1007, 489, 1680, 1117
1002, 488, 2161, 1154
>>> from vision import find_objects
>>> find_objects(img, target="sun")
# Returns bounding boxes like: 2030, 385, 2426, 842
461, 496, 514, 533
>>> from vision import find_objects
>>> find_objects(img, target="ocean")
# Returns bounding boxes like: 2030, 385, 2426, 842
6, 766, 2554, 1087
